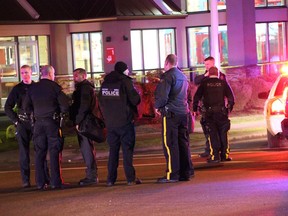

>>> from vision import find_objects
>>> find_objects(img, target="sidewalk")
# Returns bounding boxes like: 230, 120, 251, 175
0, 114, 268, 168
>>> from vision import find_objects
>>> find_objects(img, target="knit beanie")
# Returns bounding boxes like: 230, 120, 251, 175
114, 61, 128, 73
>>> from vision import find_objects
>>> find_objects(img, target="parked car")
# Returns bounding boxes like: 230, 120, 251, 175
281, 87, 288, 139
258, 73, 288, 147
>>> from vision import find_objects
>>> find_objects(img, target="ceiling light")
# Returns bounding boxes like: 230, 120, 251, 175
17, 0, 40, 19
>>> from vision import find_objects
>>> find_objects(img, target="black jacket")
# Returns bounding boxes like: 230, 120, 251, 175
154, 67, 189, 115
5, 81, 34, 124
24, 79, 70, 118
193, 76, 235, 112
99, 71, 140, 128
70, 79, 95, 125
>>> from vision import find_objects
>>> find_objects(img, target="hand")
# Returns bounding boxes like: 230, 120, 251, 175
155, 109, 161, 116
75, 125, 79, 131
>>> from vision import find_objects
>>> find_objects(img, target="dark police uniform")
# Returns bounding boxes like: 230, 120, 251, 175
99, 70, 141, 185
194, 71, 226, 157
70, 79, 98, 185
193, 75, 234, 162
5, 81, 49, 187
24, 79, 69, 189
155, 67, 193, 181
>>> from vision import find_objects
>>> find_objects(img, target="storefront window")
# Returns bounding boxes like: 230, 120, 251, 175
0, 36, 49, 80
131, 28, 176, 72
0, 35, 48, 108
130, 30, 143, 70
187, 25, 228, 67
256, 23, 268, 63
72, 33, 90, 71
187, 0, 226, 12
255, 0, 285, 7
72, 32, 103, 74
19, 37, 39, 76
18, 36, 36, 42
269, 22, 286, 62
187, 0, 207, 12
0, 40, 18, 80
90, 33, 103, 72
256, 22, 286, 63
159, 29, 176, 68
38, 36, 49, 67
187, 26, 210, 66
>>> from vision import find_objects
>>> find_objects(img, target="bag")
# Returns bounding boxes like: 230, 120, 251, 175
79, 89, 107, 143
79, 113, 106, 143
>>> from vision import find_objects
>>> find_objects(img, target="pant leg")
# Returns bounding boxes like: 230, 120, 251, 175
106, 129, 121, 183
77, 133, 97, 180
120, 123, 136, 182
46, 120, 63, 187
218, 115, 231, 159
33, 121, 48, 188
16, 121, 32, 184
200, 117, 210, 154
178, 114, 193, 178
161, 115, 180, 180
206, 114, 221, 160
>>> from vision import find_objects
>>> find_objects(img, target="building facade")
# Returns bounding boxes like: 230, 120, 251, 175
0, 0, 287, 107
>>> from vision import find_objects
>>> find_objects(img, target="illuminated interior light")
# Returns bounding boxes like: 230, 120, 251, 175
280, 65, 288, 75
270, 98, 284, 115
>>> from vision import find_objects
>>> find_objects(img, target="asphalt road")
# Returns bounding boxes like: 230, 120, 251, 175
1, 137, 288, 216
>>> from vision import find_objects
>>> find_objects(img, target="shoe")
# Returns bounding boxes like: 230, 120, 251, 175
207, 158, 220, 163
179, 176, 190, 181
221, 157, 232, 162
157, 177, 178, 183
22, 182, 31, 188
51, 183, 71, 190
37, 184, 48, 191
107, 182, 114, 187
79, 177, 99, 186
199, 152, 210, 158
127, 178, 142, 186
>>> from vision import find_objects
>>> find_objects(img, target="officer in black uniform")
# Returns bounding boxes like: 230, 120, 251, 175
155, 54, 194, 183
194, 56, 227, 158
24, 65, 70, 190
5, 65, 49, 188
99, 61, 141, 186
193, 66, 235, 163
70, 68, 99, 186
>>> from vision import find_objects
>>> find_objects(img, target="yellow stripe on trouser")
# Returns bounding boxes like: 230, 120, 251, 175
59, 129, 62, 137
208, 136, 214, 160
163, 116, 172, 180
224, 132, 230, 159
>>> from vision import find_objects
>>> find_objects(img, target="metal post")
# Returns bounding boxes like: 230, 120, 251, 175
210, 0, 220, 68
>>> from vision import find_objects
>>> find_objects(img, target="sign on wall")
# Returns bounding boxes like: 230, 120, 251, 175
106, 47, 115, 64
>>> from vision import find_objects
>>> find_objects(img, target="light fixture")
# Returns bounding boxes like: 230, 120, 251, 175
106, 36, 111, 42
17, 0, 40, 19
123, 35, 128, 41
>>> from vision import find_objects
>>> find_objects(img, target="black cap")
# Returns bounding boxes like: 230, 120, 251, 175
115, 61, 128, 73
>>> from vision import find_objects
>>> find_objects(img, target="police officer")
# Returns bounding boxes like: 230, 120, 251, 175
24, 65, 70, 189
5, 65, 49, 188
193, 66, 235, 163
70, 68, 99, 186
99, 61, 141, 186
194, 56, 227, 158
155, 54, 194, 183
